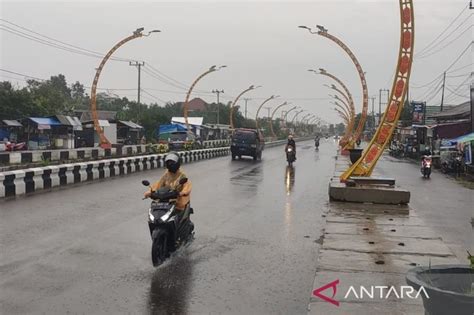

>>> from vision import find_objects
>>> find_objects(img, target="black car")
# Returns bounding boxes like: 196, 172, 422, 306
230, 128, 265, 160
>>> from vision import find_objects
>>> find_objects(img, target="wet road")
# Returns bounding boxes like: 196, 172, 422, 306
378, 155, 474, 261
0, 140, 336, 314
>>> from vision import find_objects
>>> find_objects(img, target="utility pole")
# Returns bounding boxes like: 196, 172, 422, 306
378, 89, 382, 126
440, 71, 446, 111
370, 96, 376, 129
130, 61, 145, 119
244, 98, 250, 119
470, 82, 474, 133
212, 89, 224, 124
264, 106, 271, 118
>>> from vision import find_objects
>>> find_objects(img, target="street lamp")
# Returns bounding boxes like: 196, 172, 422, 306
269, 101, 290, 139
183, 65, 227, 133
229, 85, 261, 130
300, 25, 369, 150
255, 95, 279, 130
90, 27, 160, 148
308, 68, 356, 148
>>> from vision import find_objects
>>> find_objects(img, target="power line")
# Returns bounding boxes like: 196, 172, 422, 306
0, 23, 131, 62
415, 3, 469, 56
416, 24, 473, 59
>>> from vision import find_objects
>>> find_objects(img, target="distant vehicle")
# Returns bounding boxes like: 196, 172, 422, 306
0, 141, 6, 152
167, 131, 196, 151
230, 128, 265, 161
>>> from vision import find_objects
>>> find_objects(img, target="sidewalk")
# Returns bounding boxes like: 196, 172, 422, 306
308, 155, 461, 315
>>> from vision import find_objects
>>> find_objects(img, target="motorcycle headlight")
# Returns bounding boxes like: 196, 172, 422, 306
148, 208, 155, 221
287, 148, 293, 152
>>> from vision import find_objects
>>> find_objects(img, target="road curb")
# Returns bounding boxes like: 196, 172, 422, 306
0, 147, 229, 199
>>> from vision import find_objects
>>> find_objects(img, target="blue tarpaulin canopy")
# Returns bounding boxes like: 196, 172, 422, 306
26, 117, 62, 130
445, 132, 474, 146
158, 124, 187, 134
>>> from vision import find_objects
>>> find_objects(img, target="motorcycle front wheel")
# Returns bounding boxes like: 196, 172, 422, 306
151, 229, 169, 267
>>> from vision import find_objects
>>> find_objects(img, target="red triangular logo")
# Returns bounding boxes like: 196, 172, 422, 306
312, 279, 340, 306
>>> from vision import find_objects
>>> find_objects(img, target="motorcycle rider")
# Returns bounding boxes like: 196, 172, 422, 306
144, 152, 192, 220
286, 134, 296, 159
314, 135, 320, 148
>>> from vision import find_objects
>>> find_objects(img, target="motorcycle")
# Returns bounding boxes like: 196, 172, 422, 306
421, 155, 432, 178
5, 141, 27, 151
441, 156, 463, 176
315, 139, 320, 150
142, 178, 194, 267
286, 145, 296, 166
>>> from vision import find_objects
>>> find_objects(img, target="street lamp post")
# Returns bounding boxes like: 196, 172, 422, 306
229, 85, 261, 130
308, 68, 356, 148
269, 101, 290, 139
340, 0, 414, 180
183, 65, 226, 133
90, 28, 160, 148
300, 25, 368, 149
290, 110, 305, 135
255, 95, 279, 130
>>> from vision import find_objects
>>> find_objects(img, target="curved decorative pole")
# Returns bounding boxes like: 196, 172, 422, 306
290, 110, 305, 135
333, 102, 351, 120
300, 26, 368, 150
255, 95, 279, 130
334, 109, 350, 126
331, 97, 353, 122
90, 28, 160, 148
229, 85, 261, 130
183, 65, 227, 133
308, 68, 356, 148
269, 101, 290, 139
299, 113, 313, 134
283, 106, 298, 126
340, 0, 414, 181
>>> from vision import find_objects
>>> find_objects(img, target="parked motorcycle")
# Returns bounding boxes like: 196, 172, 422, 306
441, 156, 463, 176
421, 155, 432, 179
142, 178, 194, 267
286, 145, 296, 167
5, 141, 27, 151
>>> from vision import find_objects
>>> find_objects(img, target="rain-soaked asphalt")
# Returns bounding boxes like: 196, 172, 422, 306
0, 139, 337, 314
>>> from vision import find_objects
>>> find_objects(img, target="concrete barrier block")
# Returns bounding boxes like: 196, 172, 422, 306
84, 149, 92, 159
329, 180, 411, 205
69, 150, 77, 160
11, 170, 26, 195
50, 150, 60, 161
31, 151, 43, 162
30, 167, 45, 191
0, 173, 5, 198
9, 152, 21, 164
78, 163, 88, 182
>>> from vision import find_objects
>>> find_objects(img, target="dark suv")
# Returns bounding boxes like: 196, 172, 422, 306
230, 128, 265, 160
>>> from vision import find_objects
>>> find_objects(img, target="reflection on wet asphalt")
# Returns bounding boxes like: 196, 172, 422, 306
0, 140, 336, 314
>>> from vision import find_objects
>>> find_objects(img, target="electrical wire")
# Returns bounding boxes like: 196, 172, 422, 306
416, 3, 469, 57
416, 24, 473, 59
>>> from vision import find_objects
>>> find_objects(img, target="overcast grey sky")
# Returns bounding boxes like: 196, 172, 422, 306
0, 0, 472, 123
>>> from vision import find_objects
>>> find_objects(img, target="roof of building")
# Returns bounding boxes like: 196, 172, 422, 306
75, 110, 117, 122
172, 117, 204, 126
427, 101, 470, 120
118, 120, 143, 129
185, 98, 207, 111
1, 120, 22, 127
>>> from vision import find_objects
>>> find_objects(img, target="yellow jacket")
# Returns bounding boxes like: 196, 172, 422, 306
148, 169, 192, 210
